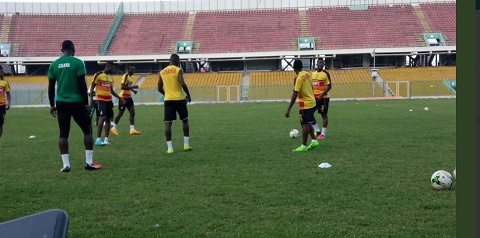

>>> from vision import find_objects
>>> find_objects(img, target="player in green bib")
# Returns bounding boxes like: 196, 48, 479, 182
48, 40, 101, 172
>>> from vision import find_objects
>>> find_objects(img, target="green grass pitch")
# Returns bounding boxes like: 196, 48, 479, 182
0, 99, 455, 237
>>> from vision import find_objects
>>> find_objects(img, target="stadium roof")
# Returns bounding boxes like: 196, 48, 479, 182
0, 0, 456, 14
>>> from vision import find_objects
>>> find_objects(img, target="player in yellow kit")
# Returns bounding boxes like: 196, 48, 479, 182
89, 62, 125, 146
111, 66, 141, 135
284, 59, 319, 152
0, 65, 11, 139
158, 54, 192, 153
311, 58, 331, 140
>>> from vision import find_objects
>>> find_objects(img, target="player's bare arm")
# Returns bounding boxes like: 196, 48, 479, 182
158, 75, 165, 95
121, 82, 139, 95
48, 77, 57, 117
178, 70, 191, 102
6, 91, 11, 110
123, 82, 139, 95
77, 74, 90, 114
111, 88, 126, 105
121, 83, 139, 90
285, 91, 299, 118
89, 82, 97, 108
89, 73, 101, 108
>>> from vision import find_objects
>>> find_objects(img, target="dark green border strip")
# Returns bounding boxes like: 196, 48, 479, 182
458, 0, 476, 237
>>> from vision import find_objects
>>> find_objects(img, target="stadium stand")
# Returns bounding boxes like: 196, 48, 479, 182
307, 5, 424, 49
379, 66, 456, 96
139, 72, 241, 89
5, 3, 455, 56
6, 76, 48, 85
185, 73, 242, 102
137, 73, 242, 102
107, 13, 189, 55
138, 74, 158, 89
249, 69, 383, 100
420, 3, 456, 44
191, 9, 301, 53
6, 76, 48, 105
185, 72, 242, 87
9, 14, 114, 56
250, 71, 295, 86
0, 14, 4, 38
249, 71, 294, 100
330, 69, 384, 98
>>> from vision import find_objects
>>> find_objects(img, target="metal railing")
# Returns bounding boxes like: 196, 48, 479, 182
9, 80, 455, 106
98, 3, 124, 56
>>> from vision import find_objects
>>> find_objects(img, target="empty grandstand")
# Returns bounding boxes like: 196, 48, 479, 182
420, 2, 456, 44
8, 14, 114, 56
107, 13, 188, 55
249, 69, 385, 100
191, 9, 300, 53
0, 0, 456, 105
379, 66, 456, 96
0, 1, 456, 56
307, 5, 423, 49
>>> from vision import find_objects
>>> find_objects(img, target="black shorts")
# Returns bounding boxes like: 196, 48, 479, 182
93, 100, 98, 110
0, 105, 5, 126
97, 101, 114, 119
56, 101, 92, 138
119, 98, 134, 111
299, 108, 315, 125
92, 100, 98, 117
164, 100, 188, 122
316, 98, 330, 115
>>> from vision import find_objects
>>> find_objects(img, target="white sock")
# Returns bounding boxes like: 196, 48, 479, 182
167, 141, 173, 150
113, 124, 117, 130
111, 121, 115, 127
103, 122, 106, 126
184, 136, 189, 146
130, 125, 135, 132
85, 150, 93, 165
301, 144, 307, 148
61, 154, 70, 168
321, 127, 327, 136
311, 139, 317, 143
312, 124, 320, 133
96, 137, 102, 141
104, 137, 109, 143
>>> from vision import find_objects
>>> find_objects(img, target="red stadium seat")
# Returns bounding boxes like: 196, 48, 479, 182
420, 3, 456, 45
9, 14, 115, 56
307, 4, 425, 49
191, 9, 301, 53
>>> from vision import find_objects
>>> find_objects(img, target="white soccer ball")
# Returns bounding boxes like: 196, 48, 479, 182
289, 129, 299, 138
424, 107, 429, 111
431, 170, 453, 190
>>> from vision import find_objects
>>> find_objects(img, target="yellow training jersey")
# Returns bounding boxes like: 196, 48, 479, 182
160, 65, 185, 101
294, 71, 316, 110
0, 79, 10, 106
119, 73, 134, 98
93, 71, 114, 102
312, 70, 331, 99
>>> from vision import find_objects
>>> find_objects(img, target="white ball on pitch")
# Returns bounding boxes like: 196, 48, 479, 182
289, 129, 299, 138
431, 170, 453, 190
424, 107, 429, 111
